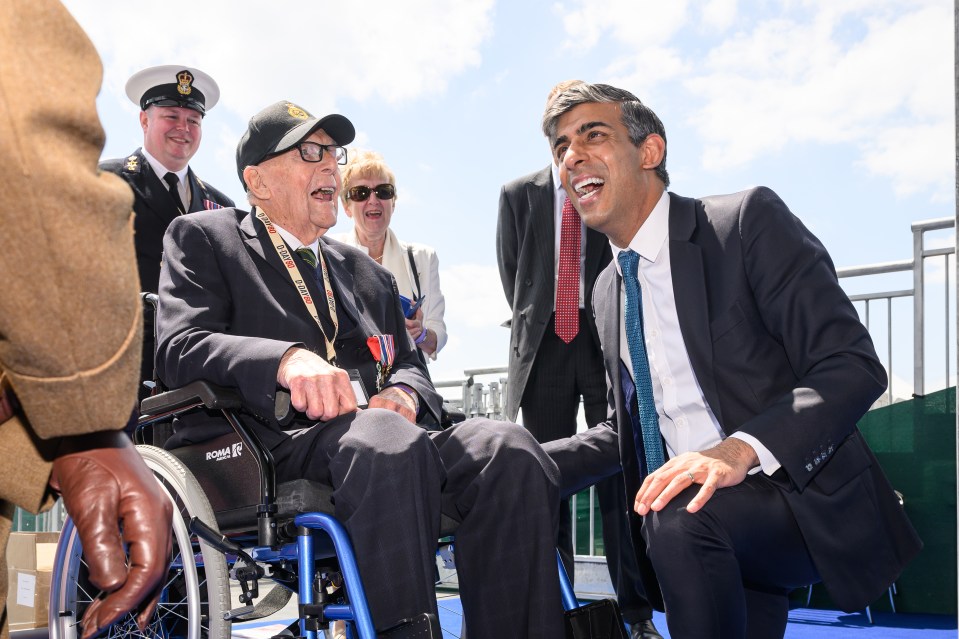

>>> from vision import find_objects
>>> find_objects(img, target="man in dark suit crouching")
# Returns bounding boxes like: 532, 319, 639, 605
154, 100, 566, 638
540, 82, 922, 639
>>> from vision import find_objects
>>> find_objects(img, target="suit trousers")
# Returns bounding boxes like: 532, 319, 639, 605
521, 312, 651, 623
271, 410, 565, 638
643, 472, 820, 639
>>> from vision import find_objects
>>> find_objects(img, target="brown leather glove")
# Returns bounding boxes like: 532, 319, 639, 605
50, 431, 173, 639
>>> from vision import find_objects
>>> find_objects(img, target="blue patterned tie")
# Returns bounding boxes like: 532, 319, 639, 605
618, 249, 665, 474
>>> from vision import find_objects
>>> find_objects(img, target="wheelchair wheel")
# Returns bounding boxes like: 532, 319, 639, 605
49, 445, 231, 639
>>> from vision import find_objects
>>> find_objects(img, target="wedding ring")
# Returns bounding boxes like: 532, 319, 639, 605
686, 471, 695, 483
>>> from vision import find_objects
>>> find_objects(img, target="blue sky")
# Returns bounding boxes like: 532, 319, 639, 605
63, 0, 954, 395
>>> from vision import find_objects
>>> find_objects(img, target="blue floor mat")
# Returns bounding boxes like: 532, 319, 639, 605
231, 598, 957, 638
437, 597, 957, 639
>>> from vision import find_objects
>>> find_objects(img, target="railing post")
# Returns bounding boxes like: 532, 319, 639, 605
488, 381, 501, 420
460, 380, 471, 416
470, 382, 485, 417
913, 225, 925, 397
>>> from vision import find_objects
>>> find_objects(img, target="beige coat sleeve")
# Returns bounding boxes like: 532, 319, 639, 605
0, 0, 142, 449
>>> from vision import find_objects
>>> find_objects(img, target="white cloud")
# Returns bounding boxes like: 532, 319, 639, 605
700, 0, 739, 32
554, 0, 953, 202
553, 0, 689, 51
441, 263, 511, 330
603, 46, 690, 101
689, 3, 954, 199
63, 0, 495, 122
858, 123, 954, 200
429, 263, 512, 382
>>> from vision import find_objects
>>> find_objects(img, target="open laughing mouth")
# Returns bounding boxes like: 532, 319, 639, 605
574, 177, 605, 203
312, 186, 336, 201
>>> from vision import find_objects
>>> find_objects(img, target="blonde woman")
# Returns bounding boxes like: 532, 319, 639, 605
332, 150, 447, 361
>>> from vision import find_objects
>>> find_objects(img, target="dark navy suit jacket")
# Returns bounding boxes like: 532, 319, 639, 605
545, 187, 921, 612
100, 148, 235, 293
155, 207, 441, 450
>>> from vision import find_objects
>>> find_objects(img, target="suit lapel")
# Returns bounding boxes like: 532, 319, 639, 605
583, 228, 608, 290
239, 211, 287, 279
595, 265, 641, 490
595, 267, 621, 383
186, 168, 203, 213
126, 149, 180, 225
240, 212, 348, 343
668, 193, 723, 426
318, 239, 364, 336
239, 211, 323, 304
529, 168, 555, 293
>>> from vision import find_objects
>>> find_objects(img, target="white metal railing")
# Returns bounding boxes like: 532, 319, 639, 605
434, 367, 508, 420
839, 217, 955, 403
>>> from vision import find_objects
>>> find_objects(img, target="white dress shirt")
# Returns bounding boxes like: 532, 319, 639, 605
142, 147, 189, 210
270, 221, 319, 258
612, 190, 780, 475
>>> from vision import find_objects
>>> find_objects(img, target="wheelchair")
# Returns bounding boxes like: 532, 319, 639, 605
48, 301, 581, 638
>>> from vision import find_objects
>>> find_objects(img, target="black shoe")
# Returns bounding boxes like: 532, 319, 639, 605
629, 619, 664, 639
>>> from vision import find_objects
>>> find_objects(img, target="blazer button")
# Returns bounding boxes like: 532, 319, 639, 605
525, 279, 532, 286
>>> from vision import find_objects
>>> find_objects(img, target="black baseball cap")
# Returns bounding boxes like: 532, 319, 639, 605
235, 101, 355, 188
125, 65, 219, 115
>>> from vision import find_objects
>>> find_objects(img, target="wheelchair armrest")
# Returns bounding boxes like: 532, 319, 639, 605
141, 380, 243, 416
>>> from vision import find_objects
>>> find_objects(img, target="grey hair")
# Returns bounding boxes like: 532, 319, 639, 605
542, 83, 670, 187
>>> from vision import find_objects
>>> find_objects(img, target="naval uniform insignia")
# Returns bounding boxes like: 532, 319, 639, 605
286, 103, 309, 119
176, 69, 194, 96
124, 155, 139, 172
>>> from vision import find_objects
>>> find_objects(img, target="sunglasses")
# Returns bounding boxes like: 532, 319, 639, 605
346, 184, 396, 202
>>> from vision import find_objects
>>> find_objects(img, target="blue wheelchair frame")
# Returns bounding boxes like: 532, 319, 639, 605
126, 378, 579, 639
50, 291, 580, 638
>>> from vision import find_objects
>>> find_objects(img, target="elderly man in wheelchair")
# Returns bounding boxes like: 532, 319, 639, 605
49, 99, 616, 639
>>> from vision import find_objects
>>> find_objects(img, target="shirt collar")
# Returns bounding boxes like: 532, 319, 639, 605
267, 217, 320, 256
551, 162, 564, 195
612, 190, 670, 275
141, 147, 189, 184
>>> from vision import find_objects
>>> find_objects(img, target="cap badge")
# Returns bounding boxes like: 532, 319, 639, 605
286, 103, 309, 120
176, 70, 194, 96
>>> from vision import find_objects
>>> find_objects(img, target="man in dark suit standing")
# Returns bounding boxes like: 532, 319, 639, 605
541, 82, 921, 638
100, 65, 234, 396
497, 85, 659, 639
155, 100, 566, 638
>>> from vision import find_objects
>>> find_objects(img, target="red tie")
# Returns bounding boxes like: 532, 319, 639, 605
555, 196, 581, 343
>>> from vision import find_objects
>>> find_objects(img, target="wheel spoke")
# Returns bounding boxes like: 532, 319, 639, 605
51, 446, 230, 639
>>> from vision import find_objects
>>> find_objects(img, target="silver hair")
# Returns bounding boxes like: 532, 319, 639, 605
542, 83, 670, 187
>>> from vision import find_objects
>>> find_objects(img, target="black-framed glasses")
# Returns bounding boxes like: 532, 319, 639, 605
346, 183, 396, 202
294, 141, 347, 165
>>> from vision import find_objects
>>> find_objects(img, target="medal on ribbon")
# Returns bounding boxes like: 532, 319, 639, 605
366, 334, 396, 391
